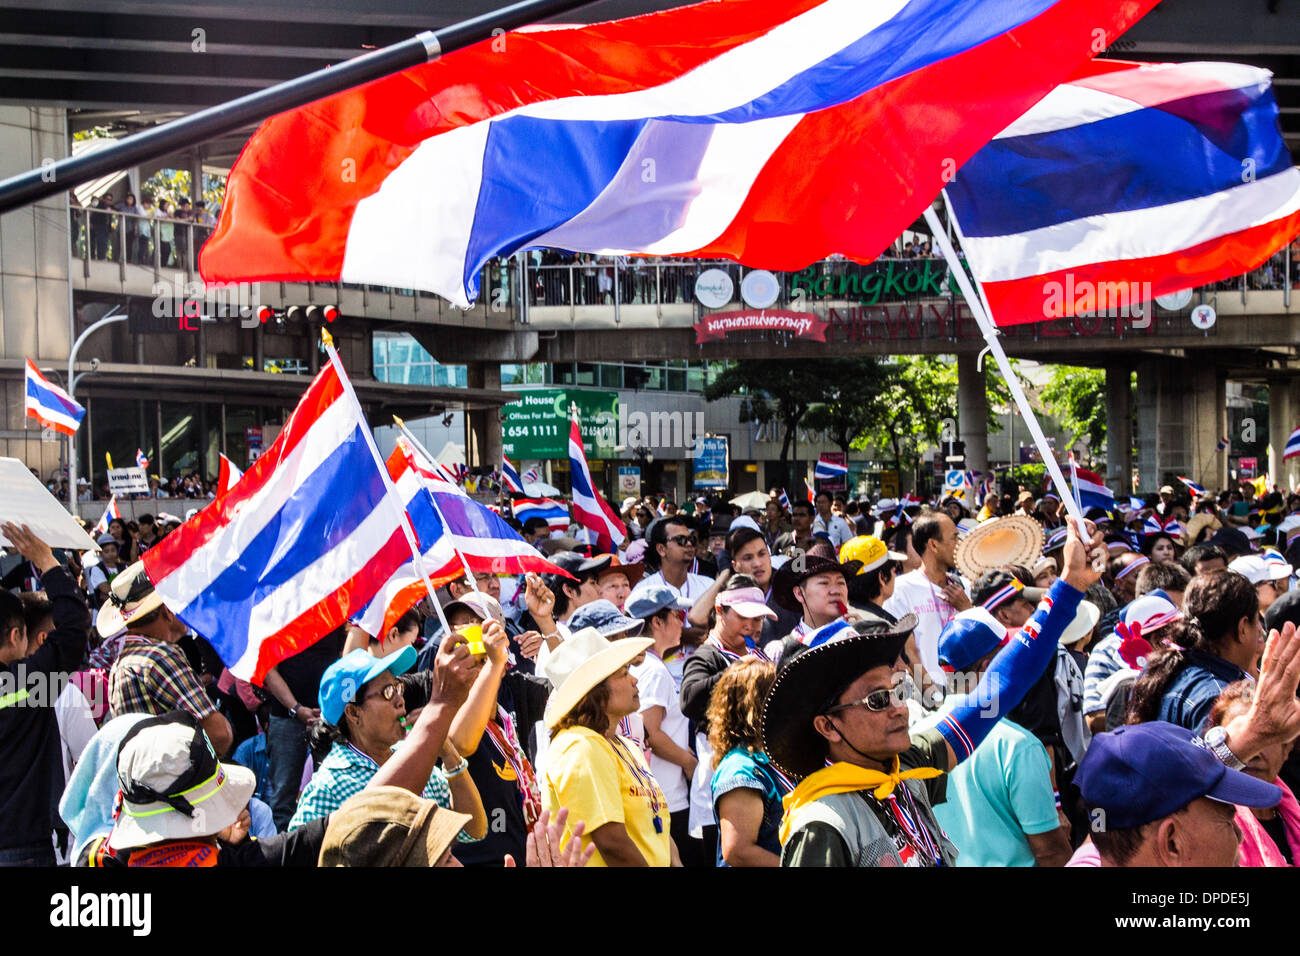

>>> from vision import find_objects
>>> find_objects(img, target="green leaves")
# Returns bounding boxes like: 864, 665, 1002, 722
1039, 365, 1110, 455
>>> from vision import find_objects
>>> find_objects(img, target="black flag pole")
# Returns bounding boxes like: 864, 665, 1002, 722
0, 0, 600, 215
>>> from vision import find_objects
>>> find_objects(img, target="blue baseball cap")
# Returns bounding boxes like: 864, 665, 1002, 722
319, 646, 417, 727
937, 608, 1008, 673
624, 585, 693, 621
566, 599, 644, 638
1077, 721, 1281, 829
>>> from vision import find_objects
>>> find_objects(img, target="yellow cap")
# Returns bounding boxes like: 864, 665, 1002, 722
839, 535, 904, 574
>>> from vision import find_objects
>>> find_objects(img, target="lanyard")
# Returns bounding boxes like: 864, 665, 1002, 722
882, 786, 942, 866
483, 706, 544, 828
707, 632, 770, 663
608, 734, 665, 834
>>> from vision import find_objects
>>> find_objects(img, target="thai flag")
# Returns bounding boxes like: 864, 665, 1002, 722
815, 455, 848, 481
352, 442, 569, 636
1127, 496, 1146, 511
523, 466, 540, 485
24, 359, 84, 436
141, 356, 417, 683
93, 497, 121, 536
135, 448, 149, 470
501, 455, 525, 494
199, 0, 1158, 307
1216, 436, 1230, 452
513, 497, 570, 532
1284, 426, 1300, 462
1071, 460, 1115, 512
778, 489, 791, 512
1178, 476, 1207, 496
947, 60, 1300, 324
569, 412, 626, 553
217, 454, 243, 497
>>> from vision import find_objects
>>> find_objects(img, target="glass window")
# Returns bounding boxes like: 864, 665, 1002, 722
687, 364, 705, 393
161, 402, 202, 480
644, 364, 664, 390
666, 368, 686, 392
599, 364, 623, 389
575, 363, 598, 386
89, 397, 158, 491
372, 337, 387, 368
224, 405, 260, 471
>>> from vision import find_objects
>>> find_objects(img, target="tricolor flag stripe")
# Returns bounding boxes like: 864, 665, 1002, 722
948, 60, 1300, 323
202, 0, 1158, 306
1072, 465, 1115, 512
501, 455, 524, 494
1284, 426, 1300, 461
24, 359, 85, 435
217, 454, 243, 497
513, 498, 570, 531
93, 497, 122, 536
1177, 476, 1207, 495
814, 455, 848, 479
569, 414, 626, 551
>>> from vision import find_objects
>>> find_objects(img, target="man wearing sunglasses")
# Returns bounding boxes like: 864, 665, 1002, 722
630, 516, 713, 610
763, 519, 1104, 867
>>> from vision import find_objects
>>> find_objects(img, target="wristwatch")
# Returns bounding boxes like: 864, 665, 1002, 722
289, 704, 301, 719
1203, 726, 1246, 771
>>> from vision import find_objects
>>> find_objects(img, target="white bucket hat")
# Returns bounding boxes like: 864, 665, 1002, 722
108, 711, 256, 851
541, 627, 652, 730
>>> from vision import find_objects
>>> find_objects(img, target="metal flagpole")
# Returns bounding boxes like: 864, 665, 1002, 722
922, 204, 1087, 530
392, 415, 481, 592
320, 329, 452, 635
0, 0, 601, 214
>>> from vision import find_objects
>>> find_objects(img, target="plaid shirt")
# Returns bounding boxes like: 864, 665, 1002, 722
108, 636, 217, 722
288, 741, 473, 841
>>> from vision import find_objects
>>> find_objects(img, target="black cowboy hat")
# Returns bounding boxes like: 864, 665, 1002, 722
760, 614, 917, 780
770, 554, 862, 613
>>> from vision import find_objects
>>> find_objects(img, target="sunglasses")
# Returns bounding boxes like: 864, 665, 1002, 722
668, 534, 697, 547
361, 680, 403, 705
825, 684, 909, 715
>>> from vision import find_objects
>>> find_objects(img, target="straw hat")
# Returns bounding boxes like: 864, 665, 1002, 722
954, 515, 1044, 581
542, 627, 653, 730
96, 561, 167, 638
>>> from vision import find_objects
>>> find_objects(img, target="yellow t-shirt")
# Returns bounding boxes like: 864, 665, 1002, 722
543, 725, 671, 867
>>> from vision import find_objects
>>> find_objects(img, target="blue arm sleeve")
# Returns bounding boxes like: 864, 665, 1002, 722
934, 577, 1083, 764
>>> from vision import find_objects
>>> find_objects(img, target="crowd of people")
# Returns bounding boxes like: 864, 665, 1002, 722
74, 192, 217, 268
5, 471, 1300, 869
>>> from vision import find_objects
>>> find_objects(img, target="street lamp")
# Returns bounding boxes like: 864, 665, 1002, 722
67, 306, 127, 515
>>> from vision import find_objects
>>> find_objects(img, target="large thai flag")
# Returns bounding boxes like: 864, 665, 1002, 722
24, 359, 84, 436
352, 441, 568, 636
569, 412, 625, 553
1284, 427, 1300, 462
200, 0, 1158, 307
142, 357, 416, 682
513, 497, 570, 532
501, 455, 525, 494
814, 454, 848, 481
948, 60, 1300, 323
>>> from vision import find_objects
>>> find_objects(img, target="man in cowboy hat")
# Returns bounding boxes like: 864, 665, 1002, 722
763, 519, 1104, 867
103, 562, 233, 756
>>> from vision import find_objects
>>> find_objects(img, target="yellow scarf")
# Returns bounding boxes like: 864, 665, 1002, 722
779, 758, 944, 846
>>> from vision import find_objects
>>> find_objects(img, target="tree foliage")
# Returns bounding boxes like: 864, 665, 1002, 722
1039, 365, 1109, 457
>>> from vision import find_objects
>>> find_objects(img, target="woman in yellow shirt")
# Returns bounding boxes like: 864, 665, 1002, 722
541, 627, 680, 866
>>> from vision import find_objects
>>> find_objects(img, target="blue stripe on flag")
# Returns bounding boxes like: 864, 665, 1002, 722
180, 427, 389, 660
25, 377, 85, 422
951, 84, 1289, 237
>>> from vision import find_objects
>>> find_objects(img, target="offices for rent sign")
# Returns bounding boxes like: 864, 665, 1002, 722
502, 389, 619, 460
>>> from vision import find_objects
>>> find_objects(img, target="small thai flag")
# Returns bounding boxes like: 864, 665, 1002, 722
1070, 459, 1115, 512
778, 489, 791, 512
1284, 427, 1300, 462
513, 497, 571, 532
93, 497, 121, 536
657, 498, 667, 517
24, 359, 85, 436
501, 455, 524, 494
814, 454, 848, 480
1177, 476, 1207, 496
136, 448, 149, 470
1216, 436, 1230, 452
523, 466, 540, 485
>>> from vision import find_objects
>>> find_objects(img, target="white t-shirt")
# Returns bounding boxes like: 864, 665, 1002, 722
631, 653, 691, 813
882, 568, 967, 685
628, 569, 714, 609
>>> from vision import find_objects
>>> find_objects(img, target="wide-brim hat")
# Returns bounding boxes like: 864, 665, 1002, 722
771, 554, 862, 612
1060, 600, 1101, 647
760, 618, 914, 780
96, 561, 167, 638
954, 515, 1045, 582
108, 712, 257, 851
596, 557, 644, 589
542, 627, 654, 730
319, 786, 472, 867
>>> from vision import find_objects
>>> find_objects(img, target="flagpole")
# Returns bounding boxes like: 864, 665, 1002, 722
0, 0, 602, 214
319, 331, 451, 636
922, 204, 1086, 531
392, 415, 482, 593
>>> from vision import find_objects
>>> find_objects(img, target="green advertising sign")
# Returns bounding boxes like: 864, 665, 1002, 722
501, 389, 619, 460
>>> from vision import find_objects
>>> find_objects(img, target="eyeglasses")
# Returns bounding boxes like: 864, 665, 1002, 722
825, 684, 909, 714
668, 535, 696, 547
361, 680, 403, 704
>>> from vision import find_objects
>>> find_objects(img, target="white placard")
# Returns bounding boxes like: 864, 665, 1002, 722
740, 269, 780, 309
1190, 304, 1217, 330
108, 467, 150, 494
694, 268, 734, 309
0, 459, 99, 551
